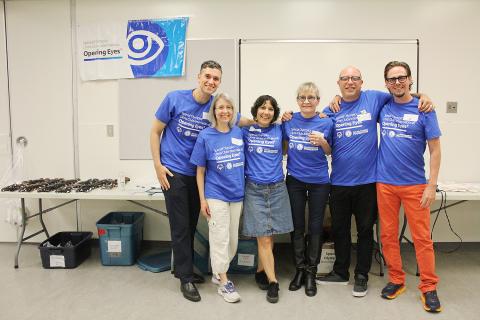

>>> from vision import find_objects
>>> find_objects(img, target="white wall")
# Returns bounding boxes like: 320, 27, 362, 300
0, 0, 17, 241
1, 0, 479, 242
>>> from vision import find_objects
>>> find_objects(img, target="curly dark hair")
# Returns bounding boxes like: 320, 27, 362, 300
251, 95, 280, 123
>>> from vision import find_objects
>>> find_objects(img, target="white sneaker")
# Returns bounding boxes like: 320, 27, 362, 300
217, 280, 241, 303
211, 274, 221, 286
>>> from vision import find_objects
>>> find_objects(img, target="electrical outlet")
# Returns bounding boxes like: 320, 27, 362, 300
446, 101, 458, 113
106, 125, 114, 137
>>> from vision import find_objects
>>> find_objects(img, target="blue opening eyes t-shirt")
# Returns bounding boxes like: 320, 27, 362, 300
377, 97, 441, 185
242, 123, 284, 184
322, 90, 391, 186
155, 90, 213, 176
282, 113, 333, 184
190, 126, 245, 202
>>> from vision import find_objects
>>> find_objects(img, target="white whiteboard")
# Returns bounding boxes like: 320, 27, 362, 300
239, 39, 418, 117
119, 39, 237, 160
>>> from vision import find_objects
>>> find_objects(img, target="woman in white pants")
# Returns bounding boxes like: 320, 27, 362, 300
190, 93, 245, 303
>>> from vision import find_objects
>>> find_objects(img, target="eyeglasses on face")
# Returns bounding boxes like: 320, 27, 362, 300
215, 105, 234, 111
339, 76, 362, 82
296, 95, 318, 103
386, 75, 408, 84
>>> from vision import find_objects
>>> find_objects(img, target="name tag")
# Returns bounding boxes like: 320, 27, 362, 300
403, 114, 419, 122
231, 137, 243, 146
311, 130, 324, 138
202, 112, 209, 120
357, 113, 372, 122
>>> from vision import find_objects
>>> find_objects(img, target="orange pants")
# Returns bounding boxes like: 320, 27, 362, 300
377, 183, 439, 293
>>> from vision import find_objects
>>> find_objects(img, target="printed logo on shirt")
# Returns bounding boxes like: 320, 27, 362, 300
245, 130, 280, 154
335, 112, 369, 138
177, 112, 209, 139
213, 145, 244, 172
288, 128, 319, 151
249, 126, 261, 132
382, 114, 414, 139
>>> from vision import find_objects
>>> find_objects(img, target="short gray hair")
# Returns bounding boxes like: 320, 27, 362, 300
208, 93, 237, 128
296, 82, 320, 98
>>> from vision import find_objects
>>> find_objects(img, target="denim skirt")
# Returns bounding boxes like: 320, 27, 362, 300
242, 180, 294, 237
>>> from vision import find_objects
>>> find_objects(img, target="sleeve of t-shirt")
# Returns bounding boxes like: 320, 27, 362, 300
322, 105, 335, 117
190, 133, 207, 167
325, 119, 334, 146
155, 93, 174, 124
423, 111, 442, 140
281, 122, 289, 141
235, 112, 242, 126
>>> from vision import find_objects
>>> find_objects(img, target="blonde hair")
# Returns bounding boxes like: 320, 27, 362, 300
208, 93, 238, 128
296, 82, 320, 98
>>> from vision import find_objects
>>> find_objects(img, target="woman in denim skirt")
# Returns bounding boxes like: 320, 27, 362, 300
242, 95, 294, 303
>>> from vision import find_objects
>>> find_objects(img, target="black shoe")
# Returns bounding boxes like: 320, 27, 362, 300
266, 282, 279, 303
255, 271, 269, 290
421, 290, 442, 313
316, 271, 349, 285
288, 269, 305, 291
192, 272, 205, 284
180, 282, 201, 302
352, 274, 368, 297
304, 269, 317, 297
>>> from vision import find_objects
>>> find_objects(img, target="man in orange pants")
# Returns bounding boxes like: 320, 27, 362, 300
376, 61, 442, 313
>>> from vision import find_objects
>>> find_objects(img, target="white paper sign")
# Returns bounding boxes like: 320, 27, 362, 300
107, 240, 122, 253
311, 130, 324, 138
403, 114, 419, 122
50, 255, 66, 268
237, 253, 255, 267
231, 138, 243, 146
357, 113, 372, 122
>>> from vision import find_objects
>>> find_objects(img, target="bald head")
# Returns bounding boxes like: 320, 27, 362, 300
337, 66, 363, 102
339, 66, 362, 79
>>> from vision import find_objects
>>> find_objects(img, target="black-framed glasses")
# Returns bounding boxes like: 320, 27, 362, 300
386, 75, 408, 84
297, 95, 318, 103
339, 76, 362, 82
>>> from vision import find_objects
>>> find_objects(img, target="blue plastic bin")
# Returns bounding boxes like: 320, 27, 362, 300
96, 211, 144, 266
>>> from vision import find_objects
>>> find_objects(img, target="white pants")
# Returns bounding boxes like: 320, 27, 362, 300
207, 199, 243, 275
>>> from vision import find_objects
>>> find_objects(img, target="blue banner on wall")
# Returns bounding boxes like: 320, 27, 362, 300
78, 17, 188, 80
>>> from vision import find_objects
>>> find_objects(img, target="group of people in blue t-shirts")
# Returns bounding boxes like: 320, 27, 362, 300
150, 60, 443, 313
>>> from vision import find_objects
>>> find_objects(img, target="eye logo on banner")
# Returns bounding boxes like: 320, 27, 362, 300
127, 22, 168, 77
78, 17, 188, 80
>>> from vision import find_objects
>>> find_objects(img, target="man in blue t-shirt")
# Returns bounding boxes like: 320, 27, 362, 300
150, 61, 222, 302
317, 66, 433, 298
377, 61, 442, 313
150, 61, 252, 302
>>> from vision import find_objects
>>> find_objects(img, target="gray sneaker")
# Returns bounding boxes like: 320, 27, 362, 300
316, 271, 349, 285
218, 280, 241, 303
352, 274, 368, 297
